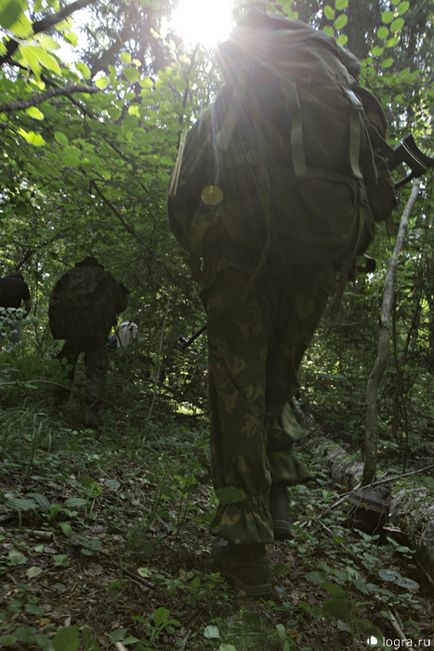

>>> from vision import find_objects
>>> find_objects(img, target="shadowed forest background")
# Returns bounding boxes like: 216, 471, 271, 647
0, 0, 433, 649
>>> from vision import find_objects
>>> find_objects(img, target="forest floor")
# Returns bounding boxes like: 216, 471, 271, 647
0, 403, 433, 651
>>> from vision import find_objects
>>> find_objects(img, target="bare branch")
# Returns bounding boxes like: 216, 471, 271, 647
0, 85, 97, 113
363, 180, 421, 484
0, 0, 98, 66
89, 180, 149, 250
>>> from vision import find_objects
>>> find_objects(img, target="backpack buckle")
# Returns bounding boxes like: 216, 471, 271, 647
343, 88, 364, 111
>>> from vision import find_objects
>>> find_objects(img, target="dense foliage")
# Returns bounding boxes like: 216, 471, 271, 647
1, 0, 432, 457
0, 0, 433, 647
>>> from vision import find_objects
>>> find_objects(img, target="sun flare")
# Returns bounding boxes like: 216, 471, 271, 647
170, 0, 233, 48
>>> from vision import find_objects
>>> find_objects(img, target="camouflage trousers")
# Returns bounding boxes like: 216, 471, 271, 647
57, 337, 108, 406
202, 266, 329, 545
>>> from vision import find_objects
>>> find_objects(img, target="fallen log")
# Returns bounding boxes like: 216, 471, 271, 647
303, 435, 434, 582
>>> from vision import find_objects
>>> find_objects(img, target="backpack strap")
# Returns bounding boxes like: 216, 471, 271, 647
348, 111, 363, 179
290, 103, 308, 177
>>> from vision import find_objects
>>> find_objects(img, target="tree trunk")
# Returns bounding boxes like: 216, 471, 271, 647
309, 435, 434, 582
363, 181, 420, 484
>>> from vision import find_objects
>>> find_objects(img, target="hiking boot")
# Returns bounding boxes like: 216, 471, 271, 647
211, 539, 273, 597
270, 483, 291, 540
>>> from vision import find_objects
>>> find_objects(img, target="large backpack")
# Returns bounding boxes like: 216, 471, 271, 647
168, 13, 397, 271
49, 265, 128, 340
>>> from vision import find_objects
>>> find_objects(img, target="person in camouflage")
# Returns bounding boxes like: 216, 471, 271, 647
168, 11, 394, 596
0, 271, 32, 350
198, 259, 333, 594
49, 256, 129, 428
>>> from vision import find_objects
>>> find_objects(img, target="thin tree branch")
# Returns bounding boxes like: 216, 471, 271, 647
363, 180, 421, 484
0, 85, 97, 113
299, 461, 434, 524
89, 180, 149, 250
0, 0, 98, 66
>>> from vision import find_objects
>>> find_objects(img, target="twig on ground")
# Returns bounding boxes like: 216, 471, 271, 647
313, 462, 434, 522
387, 607, 407, 639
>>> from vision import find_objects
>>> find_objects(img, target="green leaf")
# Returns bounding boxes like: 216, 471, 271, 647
35, 48, 61, 74
378, 568, 400, 582
153, 607, 170, 626
80, 476, 103, 497
304, 571, 327, 585
9, 9, 32, 37
95, 76, 109, 89
74, 535, 101, 552
385, 36, 399, 47
334, 14, 348, 29
75, 62, 91, 80
54, 131, 68, 145
337, 33, 348, 45
17, 45, 41, 75
395, 576, 419, 591
0, 0, 25, 30
25, 106, 44, 120
275, 624, 286, 641
61, 145, 81, 167
55, 16, 73, 32
128, 105, 140, 117
59, 522, 73, 537
17, 128, 45, 146
52, 625, 80, 651
64, 497, 88, 508
27, 493, 50, 510
8, 549, 27, 565
337, 620, 352, 633
324, 5, 335, 20
381, 57, 394, 68
323, 25, 335, 36
109, 628, 127, 643
103, 479, 121, 490
35, 33, 60, 50
26, 566, 43, 578
398, 1, 409, 14
53, 554, 69, 566
377, 26, 389, 40
390, 17, 404, 32
335, 0, 348, 8
322, 582, 347, 598
204, 625, 220, 639
120, 51, 131, 64
4, 495, 37, 511
137, 567, 151, 577
124, 66, 140, 83
64, 30, 78, 46
381, 10, 394, 23
371, 46, 384, 56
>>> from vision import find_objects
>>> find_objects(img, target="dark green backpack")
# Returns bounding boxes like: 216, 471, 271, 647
168, 13, 397, 270
49, 265, 128, 340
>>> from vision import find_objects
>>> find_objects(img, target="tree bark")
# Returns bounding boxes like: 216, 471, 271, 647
0, 85, 97, 113
363, 181, 420, 484
310, 435, 434, 582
